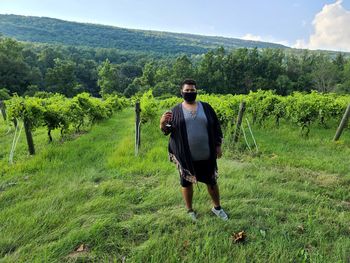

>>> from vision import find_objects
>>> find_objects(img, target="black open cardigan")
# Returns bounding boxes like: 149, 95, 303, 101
161, 101, 223, 183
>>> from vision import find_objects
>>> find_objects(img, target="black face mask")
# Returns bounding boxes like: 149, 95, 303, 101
182, 91, 197, 102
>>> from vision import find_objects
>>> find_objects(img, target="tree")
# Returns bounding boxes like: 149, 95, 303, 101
332, 53, 346, 84
275, 75, 292, 95
153, 81, 177, 97
140, 62, 157, 87
124, 79, 142, 97
75, 59, 99, 96
97, 59, 126, 96
0, 88, 11, 100
311, 55, 337, 93
171, 54, 194, 85
335, 59, 350, 94
333, 53, 346, 72
197, 47, 226, 93
45, 58, 80, 97
38, 47, 63, 74
257, 49, 285, 91
23, 85, 39, 97
0, 37, 32, 94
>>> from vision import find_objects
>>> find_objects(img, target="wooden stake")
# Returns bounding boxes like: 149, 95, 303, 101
0, 100, 7, 121
135, 101, 141, 155
24, 117, 35, 155
234, 101, 246, 143
333, 104, 350, 141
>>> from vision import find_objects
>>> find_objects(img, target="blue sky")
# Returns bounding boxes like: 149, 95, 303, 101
1, 0, 350, 51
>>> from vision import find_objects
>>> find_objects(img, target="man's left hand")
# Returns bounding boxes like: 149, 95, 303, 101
216, 145, 222, 159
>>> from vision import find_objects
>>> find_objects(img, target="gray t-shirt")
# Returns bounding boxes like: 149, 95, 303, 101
182, 101, 210, 161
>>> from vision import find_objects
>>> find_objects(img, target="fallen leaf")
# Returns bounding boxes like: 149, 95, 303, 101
231, 231, 246, 243
297, 225, 305, 233
76, 244, 88, 252
259, 229, 266, 238
66, 244, 90, 259
182, 240, 190, 250
305, 243, 313, 252
270, 153, 278, 159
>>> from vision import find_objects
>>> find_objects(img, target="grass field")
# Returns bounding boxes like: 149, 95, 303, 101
0, 107, 350, 262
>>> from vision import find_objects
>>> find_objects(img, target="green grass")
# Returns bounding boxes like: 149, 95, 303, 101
0, 108, 350, 262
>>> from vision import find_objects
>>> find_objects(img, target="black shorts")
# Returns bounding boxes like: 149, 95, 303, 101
180, 159, 217, 187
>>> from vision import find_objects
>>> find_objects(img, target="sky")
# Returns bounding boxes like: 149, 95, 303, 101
1, 0, 350, 52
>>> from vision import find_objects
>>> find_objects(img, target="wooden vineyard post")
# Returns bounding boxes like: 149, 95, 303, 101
0, 100, 7, 121
233, 101, 246, 143
333, 104, 350, 141
135, 100, 141, 156
0, 100, 17, 127
24, 117, 35, 155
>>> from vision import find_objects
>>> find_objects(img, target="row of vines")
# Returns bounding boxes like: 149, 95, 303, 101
2, 89, 349, 145
141, 89, 350, 136
3, 92, 129, 143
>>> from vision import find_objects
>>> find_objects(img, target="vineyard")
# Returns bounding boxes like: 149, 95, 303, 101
0, 91, 350, 262
1, 89, 349, 159
1, 93, 129, 158
142, 89, 350, 138
5, 93, 128, 138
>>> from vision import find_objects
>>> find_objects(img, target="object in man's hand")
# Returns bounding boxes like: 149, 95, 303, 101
164, 110, 173, 127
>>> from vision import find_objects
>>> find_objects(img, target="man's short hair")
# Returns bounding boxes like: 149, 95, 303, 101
181, 79, 197, 89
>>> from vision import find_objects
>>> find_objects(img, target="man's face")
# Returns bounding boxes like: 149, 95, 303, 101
181, 84, 196, 93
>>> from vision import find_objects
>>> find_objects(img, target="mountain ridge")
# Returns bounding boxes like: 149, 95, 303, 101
0, 14, 288, 55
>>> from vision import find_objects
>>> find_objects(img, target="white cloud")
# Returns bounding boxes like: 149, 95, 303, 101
293, 39, 308, 49
293, 0, 350, 51
241, 33, 262, 41
241, 33, 290, 47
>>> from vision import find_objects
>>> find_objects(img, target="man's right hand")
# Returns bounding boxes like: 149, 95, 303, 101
160, 111, 172, 129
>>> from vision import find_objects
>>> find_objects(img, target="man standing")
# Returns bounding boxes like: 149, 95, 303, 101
160, 79, 228, 221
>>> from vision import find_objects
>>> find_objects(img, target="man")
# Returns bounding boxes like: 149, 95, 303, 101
160, 79, 228, 221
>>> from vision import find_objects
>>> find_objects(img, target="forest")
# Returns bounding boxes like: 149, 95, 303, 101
0, 35, 349, 101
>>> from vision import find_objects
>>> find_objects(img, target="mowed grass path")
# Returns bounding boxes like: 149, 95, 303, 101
0, 108, 350, 262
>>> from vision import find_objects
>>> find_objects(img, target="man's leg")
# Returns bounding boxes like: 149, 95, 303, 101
208, 183, 228, 220
206, 183, 220, 207
181, 184, 193, 211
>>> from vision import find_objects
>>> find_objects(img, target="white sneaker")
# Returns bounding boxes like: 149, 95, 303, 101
188, 210, 198, 221
211, 207, 228, 221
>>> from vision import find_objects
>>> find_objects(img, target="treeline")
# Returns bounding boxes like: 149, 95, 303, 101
137, 47, 350, 96
0, 36, 167, 98
0, 36, 349, 100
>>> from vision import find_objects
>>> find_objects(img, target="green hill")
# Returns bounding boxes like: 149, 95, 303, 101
0, 14, 288, 55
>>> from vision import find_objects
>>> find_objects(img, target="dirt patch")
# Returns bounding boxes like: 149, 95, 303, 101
314, 172, 339, 187
269, 165, 340, 187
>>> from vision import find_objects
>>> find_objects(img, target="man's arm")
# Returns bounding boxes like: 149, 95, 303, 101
204, 102, 223, 158
209, 104, 223, 146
